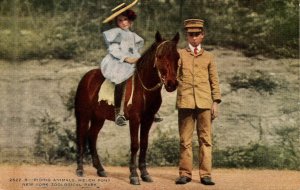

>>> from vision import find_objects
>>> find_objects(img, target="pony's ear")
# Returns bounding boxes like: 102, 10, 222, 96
172, 32, 180, 44
155, 31, 163, 42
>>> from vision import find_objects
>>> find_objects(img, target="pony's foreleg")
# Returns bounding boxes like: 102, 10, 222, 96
76, 117, 89, 177
129, 118, 141, 185
88, 118, 106, 177
139, 116, 155, 182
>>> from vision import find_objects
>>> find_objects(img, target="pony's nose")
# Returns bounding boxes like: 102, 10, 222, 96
165, 80, 178, 92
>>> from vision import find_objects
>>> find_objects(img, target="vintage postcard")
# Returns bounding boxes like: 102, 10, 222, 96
0, 0, 299, 190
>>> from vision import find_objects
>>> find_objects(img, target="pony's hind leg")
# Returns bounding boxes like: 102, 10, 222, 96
88, 118, 107, 177
76, 117, 90, 177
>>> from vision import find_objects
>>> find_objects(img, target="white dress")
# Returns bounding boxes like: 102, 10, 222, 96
100, 27, 144, 84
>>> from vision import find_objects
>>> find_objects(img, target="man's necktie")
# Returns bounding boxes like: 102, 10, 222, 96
194, 47, 198, 55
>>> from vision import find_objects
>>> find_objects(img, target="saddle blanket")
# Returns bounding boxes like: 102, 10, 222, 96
98, 77, 134, 106
98, 79, 115, 105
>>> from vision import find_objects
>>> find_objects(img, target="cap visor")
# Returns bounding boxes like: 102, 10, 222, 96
186, 28, 202, 32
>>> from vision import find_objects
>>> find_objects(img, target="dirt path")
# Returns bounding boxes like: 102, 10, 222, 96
0, 165, 299, 190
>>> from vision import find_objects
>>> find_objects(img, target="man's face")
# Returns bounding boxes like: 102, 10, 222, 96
187, 31, 204, 47
117, 15, 132, 30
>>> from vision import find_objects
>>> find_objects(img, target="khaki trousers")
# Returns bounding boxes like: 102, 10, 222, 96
178, 108, 212, 179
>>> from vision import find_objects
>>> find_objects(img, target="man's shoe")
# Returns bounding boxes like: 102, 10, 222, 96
200, 176, 215, 185
175, 176, 191, 184
115, 114, 126, 126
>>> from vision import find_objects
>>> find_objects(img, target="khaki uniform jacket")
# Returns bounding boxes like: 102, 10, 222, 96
176, 47, 221, 109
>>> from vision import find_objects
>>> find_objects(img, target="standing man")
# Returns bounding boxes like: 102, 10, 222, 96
175, 19, 221, 185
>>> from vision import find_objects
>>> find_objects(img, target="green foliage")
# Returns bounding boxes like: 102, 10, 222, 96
64, 88, 76, 113
33, 112, 77, 164
33, 88, 80, 164
147, 129, 211, 167
101, 149, 129, 167
42, 13, 103, 60
214, 126, 300, 170
147, 129, 179, 166
0, 0, 298, 60
203, 0, 299, 58
275, 126, 300, 167
214, 143, 279, 168
0, 17, 45, 60
229, 70, 279, 94
0, 12, 104, 61
147, 126, 300, 170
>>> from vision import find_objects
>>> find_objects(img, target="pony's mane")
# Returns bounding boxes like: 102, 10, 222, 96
136, 40, 177, 71
136, 41, 161, 71
156, 41, 177, 57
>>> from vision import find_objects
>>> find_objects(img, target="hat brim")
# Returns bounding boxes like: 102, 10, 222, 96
102, 0, 138, 23
186, 28, 203, 32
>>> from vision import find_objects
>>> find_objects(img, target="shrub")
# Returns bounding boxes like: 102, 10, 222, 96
64, 87, 76, 113
229, 70, 279, 94
214, 125, 300, 170
275, 126, 300, 169
147, 129, 204, 167
147, 127, 300, 170
33, 112, 77, 164
213, 143, 300, 170
147, 129, 179, 166
213, 143, 280, 168
33, 88, 80, 164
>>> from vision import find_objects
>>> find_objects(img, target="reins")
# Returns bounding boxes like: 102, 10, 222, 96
136, 72, 163, 91
136, 40, 170, 92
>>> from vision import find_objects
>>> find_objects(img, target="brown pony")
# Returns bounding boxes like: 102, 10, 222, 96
75, 32, 180, 185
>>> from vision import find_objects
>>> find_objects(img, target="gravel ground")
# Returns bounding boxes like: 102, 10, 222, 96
0, 165, 299, 190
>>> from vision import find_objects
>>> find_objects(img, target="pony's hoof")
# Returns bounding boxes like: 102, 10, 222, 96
97, 170, 107, 177
76, 169, 84, 177
130, 177, 140, 185
141, 174, 153, 182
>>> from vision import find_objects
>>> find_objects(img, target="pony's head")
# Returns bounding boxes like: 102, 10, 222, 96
154, 31, 180, 92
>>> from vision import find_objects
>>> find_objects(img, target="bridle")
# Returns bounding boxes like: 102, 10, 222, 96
136, 40, 171, 92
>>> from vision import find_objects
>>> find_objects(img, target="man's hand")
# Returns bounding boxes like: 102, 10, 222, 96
125, 57, 138, 64
211, 102, 219, 120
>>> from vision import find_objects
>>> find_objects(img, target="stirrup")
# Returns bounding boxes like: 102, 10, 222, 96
115, 114, 127, 126
154, 113, 163, 122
